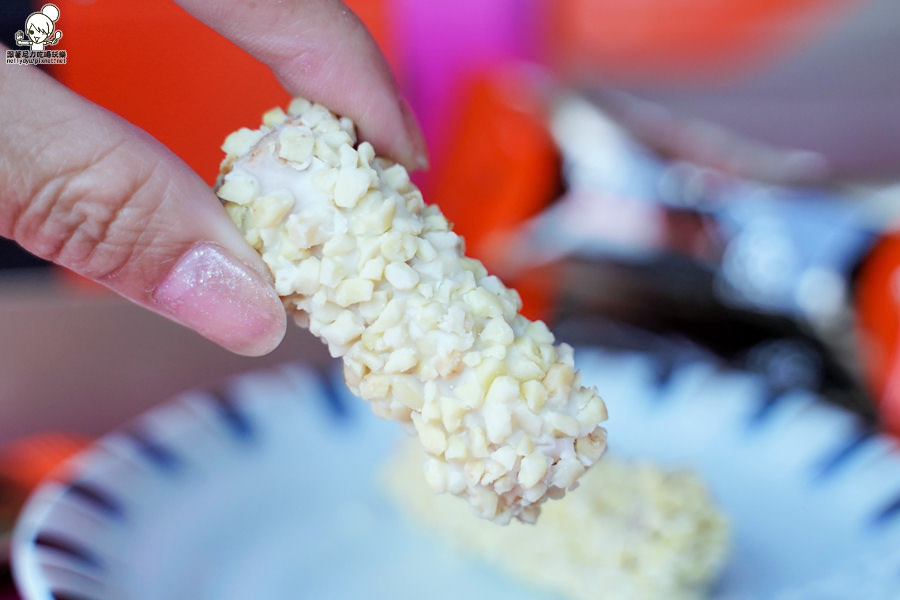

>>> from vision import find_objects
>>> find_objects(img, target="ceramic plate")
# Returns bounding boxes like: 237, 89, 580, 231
12, 350, 900, 599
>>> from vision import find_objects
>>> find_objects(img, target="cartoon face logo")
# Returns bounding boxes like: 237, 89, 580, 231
15, 4, 63, 52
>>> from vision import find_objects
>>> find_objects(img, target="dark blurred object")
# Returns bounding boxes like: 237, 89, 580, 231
0, 567, 19, 600
0, 1, 30, 46
505, 93, 881, 420
429, 79, 890, 425
0, 240, 48, 271
540, 97, 886, 420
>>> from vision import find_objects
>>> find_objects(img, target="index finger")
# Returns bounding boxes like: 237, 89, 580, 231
173, 0, 428, 170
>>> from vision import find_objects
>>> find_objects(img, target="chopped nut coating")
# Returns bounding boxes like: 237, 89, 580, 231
216, 99, 608, 524
386, 444, 731, 600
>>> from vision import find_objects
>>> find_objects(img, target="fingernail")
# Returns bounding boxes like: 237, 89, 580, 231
399, 96, 429, 170
152, 244, 286, 356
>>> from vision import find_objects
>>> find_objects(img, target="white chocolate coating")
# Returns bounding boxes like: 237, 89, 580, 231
216, 98, 608, 524
385, 442, 731, 600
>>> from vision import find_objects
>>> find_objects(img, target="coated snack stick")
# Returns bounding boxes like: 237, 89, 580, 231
385, 443, 731, 600
216, 99, 608, 524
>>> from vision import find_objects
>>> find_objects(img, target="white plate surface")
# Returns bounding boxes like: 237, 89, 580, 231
13, 350, 900, 599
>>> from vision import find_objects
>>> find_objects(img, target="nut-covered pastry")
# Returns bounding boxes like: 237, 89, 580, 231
385, 442, 731, 600
216, 99, 608, 524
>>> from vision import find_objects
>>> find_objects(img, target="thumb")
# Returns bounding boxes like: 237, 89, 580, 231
0, 57, 286, 356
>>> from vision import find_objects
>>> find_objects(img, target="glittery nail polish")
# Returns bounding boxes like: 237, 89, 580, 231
152, 244, 285, 355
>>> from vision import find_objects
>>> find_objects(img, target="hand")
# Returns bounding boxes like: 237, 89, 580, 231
0, 0, 427, 356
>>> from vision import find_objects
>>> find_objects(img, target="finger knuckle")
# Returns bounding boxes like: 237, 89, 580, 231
14, 148, 167, 280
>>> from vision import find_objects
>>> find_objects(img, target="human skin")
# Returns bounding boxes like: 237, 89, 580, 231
0, 0, 427, 356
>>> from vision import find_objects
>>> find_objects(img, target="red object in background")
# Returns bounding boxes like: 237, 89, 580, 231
0, 433, 90, 493
49, 0, 290, 185
48, 0, 394, 184
542, 0, 855, 83
855, 233, 900, 437
426, 70, 559, 321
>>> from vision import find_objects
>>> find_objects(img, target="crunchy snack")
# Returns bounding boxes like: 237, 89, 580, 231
215, 99, 608, 524
385, 442, 731, 600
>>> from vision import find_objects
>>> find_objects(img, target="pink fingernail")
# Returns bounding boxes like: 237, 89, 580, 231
152, 244, 285, 355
